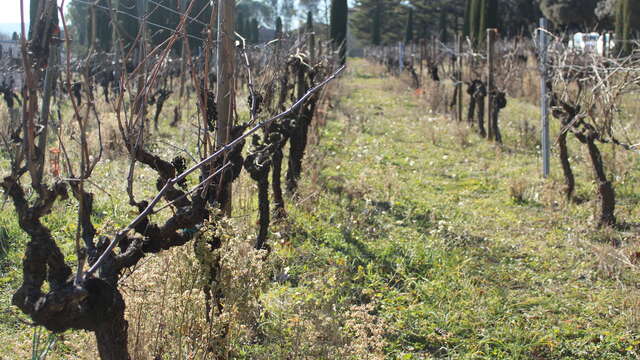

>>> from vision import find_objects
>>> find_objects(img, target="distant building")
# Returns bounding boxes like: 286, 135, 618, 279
0, 40, 23, 90
0, 39, 20, 60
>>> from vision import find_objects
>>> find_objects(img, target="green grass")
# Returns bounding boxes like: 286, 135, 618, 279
255, 59, 640, 359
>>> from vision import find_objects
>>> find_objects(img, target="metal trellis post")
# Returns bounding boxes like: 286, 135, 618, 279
457, 32, 463, 123
539, 18, 550, 178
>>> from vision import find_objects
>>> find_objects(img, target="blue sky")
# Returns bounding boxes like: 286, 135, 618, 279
1, 1, 30, 24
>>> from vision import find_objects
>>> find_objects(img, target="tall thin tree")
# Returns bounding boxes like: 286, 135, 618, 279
330, 0, 348, 64
405, 7, 414, 43
439, 8, 448, 43
463, 0, 472, 37
469, 0, 481, 46
615, 0, 639, 55
114, 0, 139, 52
372, 0, 382, 45
275, 16, 283, 39
251, 18, 260, 43
307, 10, 314, 31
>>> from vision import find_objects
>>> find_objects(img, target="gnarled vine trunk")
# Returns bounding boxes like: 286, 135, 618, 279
467, 80, 486, 137
91, 282, 130, 360
476, 96, 486, 137
557, 131, 575, 201
551, 95, 616, 228
489, 91, 506, 144
584, 136, 616, 227
272, 142, 286, 218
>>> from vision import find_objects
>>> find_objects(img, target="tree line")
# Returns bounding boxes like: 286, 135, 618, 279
353, 0, 639, 49
62, 0, 212, 52
27, 0, 349, 61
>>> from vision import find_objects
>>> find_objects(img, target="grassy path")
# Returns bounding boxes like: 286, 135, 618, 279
271, 59, 640, 359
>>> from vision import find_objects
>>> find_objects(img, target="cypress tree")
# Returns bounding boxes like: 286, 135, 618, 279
307, 11, 315, 58
463, 0, 472, 37
147, 0, 174, 48
372, 0, 382, 45
251, 18, 260, 43
405, 8, 414, 44
237, 12, 246, 39
93, 0, 113, 51
616, 0, 634, 55
307, 11, 313, 31
275, 16, 283, 39
186, 0, 212, 49
487, 0, 498, 29
475, 0, 497, 48
477, 0, 487, 47
114, 0, 139, 52
469, 0, 481, 46
615, 0, 624, 51
330, 0, 348, 64
67, 0, 112, 50
352, 0, 405, 46
244, 18, 250, 40
439, 10, 448, 43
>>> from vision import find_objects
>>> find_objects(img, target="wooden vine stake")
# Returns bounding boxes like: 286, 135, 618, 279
456, 32, 463, 123
486, 28, 496, 140
178, 0, 188, 116
216, 0, 236, 215
135, 0, 148, 119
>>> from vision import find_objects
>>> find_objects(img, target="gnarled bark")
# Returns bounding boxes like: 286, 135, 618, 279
557, 132, 575, 201
272, 146, 286, 218
551, 97, 616, 227
489, 91, 506, 144
467, 80, 487, 137
582, 135, 616, 227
